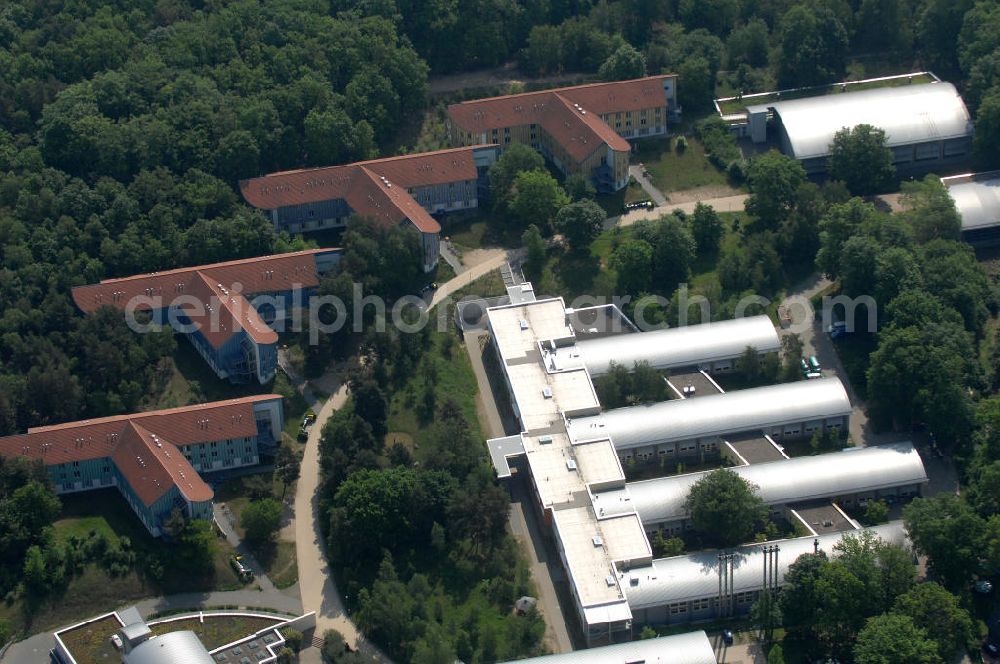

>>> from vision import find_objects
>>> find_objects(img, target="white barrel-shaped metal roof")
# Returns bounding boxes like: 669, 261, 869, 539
497, 630, 717, 664
746, 82, 973, 160
574, 316, 781, 377
948, 177, 1000, 231
623, 522, 908, 610
123, 631, 215, 664
596, 442, 926, 525
569, 377, 852, 450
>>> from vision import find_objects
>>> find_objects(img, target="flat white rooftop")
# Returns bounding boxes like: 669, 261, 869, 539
488, 299, 574, 362
552, 506, 651, 606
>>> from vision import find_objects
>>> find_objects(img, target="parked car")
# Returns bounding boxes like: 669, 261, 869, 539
721, 629, 734, 646
622, 200, 654, 213
828, 321, 848, 339
976, 580, 994, 595
808, 355, 822, 373
230, 555, 254, 581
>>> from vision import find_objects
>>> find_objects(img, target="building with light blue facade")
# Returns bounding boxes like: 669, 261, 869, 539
0, 395, 284, 537
72, 249, 341, 385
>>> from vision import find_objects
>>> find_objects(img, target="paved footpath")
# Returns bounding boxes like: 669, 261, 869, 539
292, 382, 394, 662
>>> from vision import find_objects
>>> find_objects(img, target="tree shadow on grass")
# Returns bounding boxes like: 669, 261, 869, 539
553, 250, 601, 299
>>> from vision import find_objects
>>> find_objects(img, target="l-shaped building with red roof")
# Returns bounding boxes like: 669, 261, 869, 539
239, 146, 502, 272
71, 248, 341, 385
447, 75, 679, 193
0, 395, 284, 537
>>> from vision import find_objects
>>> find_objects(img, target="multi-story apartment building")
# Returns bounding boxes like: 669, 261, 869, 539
0, 396, 284, 537
72, 249, 341, 385
447, 75, 679, 193
240, 146, 501, 272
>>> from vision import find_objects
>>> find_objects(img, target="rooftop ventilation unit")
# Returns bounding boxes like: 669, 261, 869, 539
542, 387, 553, 399
519, 319, 529, 330
566, 459, 577, 471
605, 575, 616, 587
592, 536, 604, 547
538, 435, 553, 445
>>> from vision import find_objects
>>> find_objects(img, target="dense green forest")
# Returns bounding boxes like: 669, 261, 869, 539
2, 0, 1000, 659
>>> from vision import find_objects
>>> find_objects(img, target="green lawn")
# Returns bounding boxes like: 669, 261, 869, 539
632, 137, 732, 193
0, 489, 243, 637
55, 614, 122, 664
716, 72, 936, 116
215, 473, 299, 589
149, 615, 282, 650
441, 208, 524, 252
385, 330, 483, 453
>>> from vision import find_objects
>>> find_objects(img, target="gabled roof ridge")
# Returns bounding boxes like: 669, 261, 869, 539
95, 249, 338, 286
115, 420, 214, 506
192, 271, 279, 345
450, 75, 675, 106
28, 395, 282, 434
260, 145, 495, 178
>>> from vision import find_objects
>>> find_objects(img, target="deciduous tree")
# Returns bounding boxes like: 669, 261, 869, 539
555, 199, 605, 251
828, 125, 896, 196
853, 614, 942, 664
685, 468, 767, 547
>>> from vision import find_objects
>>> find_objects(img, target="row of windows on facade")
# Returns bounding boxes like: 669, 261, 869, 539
667, 593, 755, 615
621, 440, 719, 461
58, 452, 256, 489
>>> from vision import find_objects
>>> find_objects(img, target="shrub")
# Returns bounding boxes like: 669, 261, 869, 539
675, 136, 688, 153
282, 629, 303, 652
727, 159, 747, 183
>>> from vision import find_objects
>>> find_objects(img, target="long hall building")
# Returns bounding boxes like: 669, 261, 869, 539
0, 396, 284, 537
72, 249, 341, 384
568, 378, 853, 463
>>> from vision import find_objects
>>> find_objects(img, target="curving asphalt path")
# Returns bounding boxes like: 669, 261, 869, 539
292, 382, 394, 662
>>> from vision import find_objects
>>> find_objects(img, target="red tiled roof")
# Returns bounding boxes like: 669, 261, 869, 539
345, 167, 441, 233
71, 249, 334, 348
113, 422, 213, 505
176, 273, 278, 347
240, 146, 483, 218
72, 249, 333, 314
557, 76, 676, 115
448, 75, 675, 131
447, 75, 674, 160
544, 94, 629, 162
0, 396, 279, 507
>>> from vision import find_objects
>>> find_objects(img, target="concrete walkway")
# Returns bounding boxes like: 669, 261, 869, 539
278, 348, 318, 407
213, 503, 277, 594
628, 164, 667, 206
439, 239, 466, 275
292, 382, 394, 662
429, 248, 522, 310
